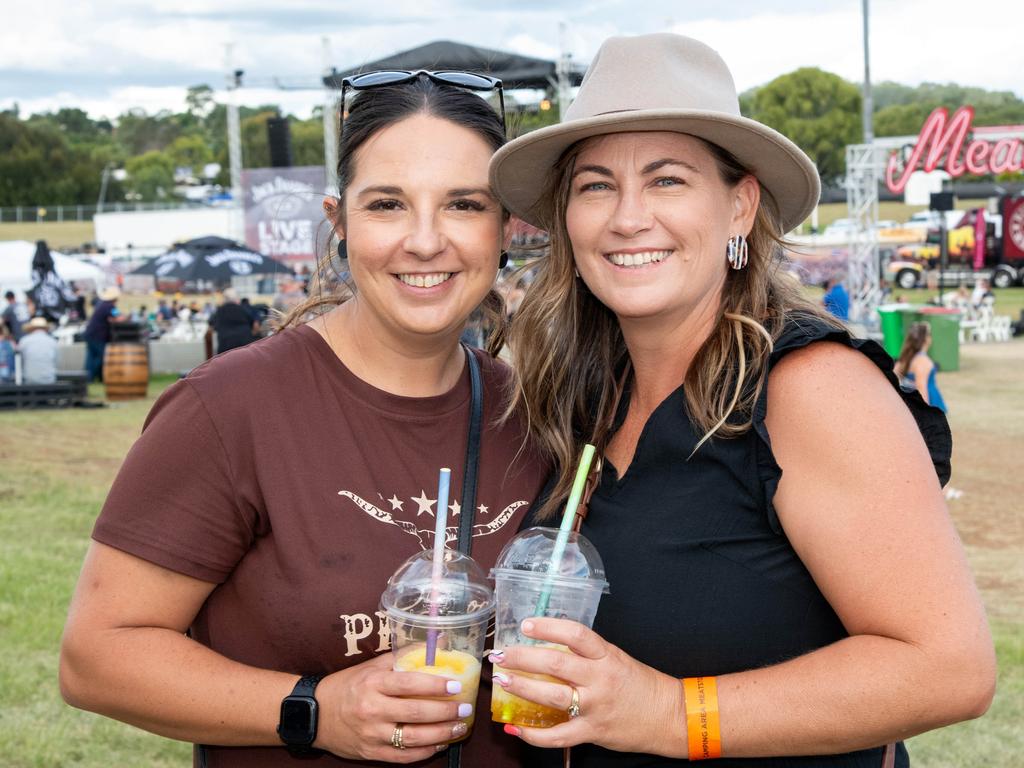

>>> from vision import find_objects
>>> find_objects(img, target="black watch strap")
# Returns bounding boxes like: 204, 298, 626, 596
278, 674, 324, 757
292, 674, 322, 698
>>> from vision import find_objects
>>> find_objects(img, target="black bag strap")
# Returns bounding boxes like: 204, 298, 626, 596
456, 344, 483, 557
449, 345, 483, 768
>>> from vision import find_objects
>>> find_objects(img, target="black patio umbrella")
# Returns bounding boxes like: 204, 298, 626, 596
131, 236, 291, 282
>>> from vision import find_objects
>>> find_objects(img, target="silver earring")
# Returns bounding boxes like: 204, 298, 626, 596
726, 234, 748, 270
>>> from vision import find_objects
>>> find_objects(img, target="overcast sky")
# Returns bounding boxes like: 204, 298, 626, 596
3, 0, 1022, 121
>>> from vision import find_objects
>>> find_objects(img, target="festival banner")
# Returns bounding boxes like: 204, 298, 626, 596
241, 166, 327, 268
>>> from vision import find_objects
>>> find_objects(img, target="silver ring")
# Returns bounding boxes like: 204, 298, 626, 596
391, 724, 406, 750
567, 686, 581, 719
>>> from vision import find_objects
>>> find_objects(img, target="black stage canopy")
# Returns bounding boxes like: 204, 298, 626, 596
323, 40, 586, 90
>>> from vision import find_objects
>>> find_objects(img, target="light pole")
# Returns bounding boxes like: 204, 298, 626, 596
862, 0, 873, 143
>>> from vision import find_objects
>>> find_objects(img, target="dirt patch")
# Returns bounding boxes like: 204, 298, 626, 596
940, 339, 1024, 622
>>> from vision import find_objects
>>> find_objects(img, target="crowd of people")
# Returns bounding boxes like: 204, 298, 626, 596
19, 30, 999, 768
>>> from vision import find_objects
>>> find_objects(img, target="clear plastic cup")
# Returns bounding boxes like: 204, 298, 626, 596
381, 548, 494, 742
489, 527, 610, 728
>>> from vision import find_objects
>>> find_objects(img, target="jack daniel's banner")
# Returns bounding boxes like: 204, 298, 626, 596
242, 166, 327, 268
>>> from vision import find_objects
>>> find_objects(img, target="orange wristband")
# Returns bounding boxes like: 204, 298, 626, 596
682, 676, 722, 760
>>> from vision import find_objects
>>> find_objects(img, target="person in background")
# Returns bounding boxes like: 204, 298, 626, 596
19, 316, 58, 385
822, 273, 850, 320
3, 290, 26, 342
0, 324, 15, 383
206, 288, 259, 355
894, 322, 947, 413
970, 278, 994, 309
82, 287, 123, 383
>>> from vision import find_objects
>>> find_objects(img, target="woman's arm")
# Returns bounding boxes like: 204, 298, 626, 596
717, 341, 992, 755
495, 342, 993, 757
909, 353, 934, 405
60, 541, 469, 762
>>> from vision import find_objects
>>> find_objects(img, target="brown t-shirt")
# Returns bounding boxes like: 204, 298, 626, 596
92, 324, 549, 767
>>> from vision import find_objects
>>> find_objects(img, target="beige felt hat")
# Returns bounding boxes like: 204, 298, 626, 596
490, 33, 820, 233
99, 286, 120, 301
25, 316, 50, 332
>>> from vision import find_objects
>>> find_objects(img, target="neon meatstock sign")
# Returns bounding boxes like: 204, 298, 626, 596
885, 106, 1024, 193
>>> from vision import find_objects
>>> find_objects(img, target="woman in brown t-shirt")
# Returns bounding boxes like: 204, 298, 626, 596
59, 74, 548, 767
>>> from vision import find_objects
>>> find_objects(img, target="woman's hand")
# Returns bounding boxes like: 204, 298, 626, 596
315, 652, 473, 763
492, 618, 686, 757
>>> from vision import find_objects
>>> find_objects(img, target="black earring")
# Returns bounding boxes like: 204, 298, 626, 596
499, 251, 509, 269
337, 239, 347, 260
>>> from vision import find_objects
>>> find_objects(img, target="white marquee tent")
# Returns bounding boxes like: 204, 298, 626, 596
0, 240, 107, 296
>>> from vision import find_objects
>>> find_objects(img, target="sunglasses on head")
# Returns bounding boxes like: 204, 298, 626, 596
340, 69, 506, 137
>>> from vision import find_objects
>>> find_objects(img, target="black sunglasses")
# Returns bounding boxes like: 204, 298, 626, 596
340, 69, 506, 137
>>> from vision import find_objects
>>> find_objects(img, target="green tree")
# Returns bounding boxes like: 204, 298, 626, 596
167, 134, 213, 175
125, 150, 175, 201
746, 67, 862, 185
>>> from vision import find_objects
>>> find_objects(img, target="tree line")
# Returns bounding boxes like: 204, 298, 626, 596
2, 72, 1022, 207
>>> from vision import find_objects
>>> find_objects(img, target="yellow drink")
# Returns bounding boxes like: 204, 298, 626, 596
490, 665, 571, 727
395, 646, 482, 741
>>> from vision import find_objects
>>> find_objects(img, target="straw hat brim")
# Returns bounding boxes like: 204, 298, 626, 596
99, 287, 120, 301
491, 109, 820, 234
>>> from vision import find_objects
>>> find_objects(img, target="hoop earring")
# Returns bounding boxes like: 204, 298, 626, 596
726, 234, 748, 270
337, 239, 347, 261
499, 251, 509, 269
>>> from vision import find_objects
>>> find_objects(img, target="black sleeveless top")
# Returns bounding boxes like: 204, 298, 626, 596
523, 315, 951, 768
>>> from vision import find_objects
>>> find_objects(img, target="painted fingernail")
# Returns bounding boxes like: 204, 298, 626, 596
504, 724, 522, 737
436, 744, 449, 752
492, 672, 511, 688
458, 703, 474, 718
488, 650, 505, 664
452, 722, 468, 737
446, 680, 462, 694
521, 620, 535, 633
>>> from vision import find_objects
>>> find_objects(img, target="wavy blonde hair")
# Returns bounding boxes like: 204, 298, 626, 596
507, 137, 843, 520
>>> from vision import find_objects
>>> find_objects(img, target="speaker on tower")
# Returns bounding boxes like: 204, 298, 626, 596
267, 116, 293, 168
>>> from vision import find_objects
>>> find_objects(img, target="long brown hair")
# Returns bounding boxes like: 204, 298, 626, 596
273, 77, 509, 356
507, 136, 843, 520
894, 322, 931, 378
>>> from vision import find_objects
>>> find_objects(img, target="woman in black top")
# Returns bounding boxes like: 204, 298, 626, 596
486, 33, 994, 767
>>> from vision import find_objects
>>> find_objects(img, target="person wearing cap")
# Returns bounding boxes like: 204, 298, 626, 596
19, 316, 58, 385
488, 33, 993, 766
82, 286, 123, 382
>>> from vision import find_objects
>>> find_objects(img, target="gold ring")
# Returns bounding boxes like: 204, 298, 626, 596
391, 724, 406, 750
567, 686, 581, 719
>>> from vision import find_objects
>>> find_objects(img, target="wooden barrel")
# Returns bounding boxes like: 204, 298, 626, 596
104, 342, 149, 401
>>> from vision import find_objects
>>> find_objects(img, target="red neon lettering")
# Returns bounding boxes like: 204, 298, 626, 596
886, 106, 974, 193
964, 141, 991, 174
989, 139, 1023, 174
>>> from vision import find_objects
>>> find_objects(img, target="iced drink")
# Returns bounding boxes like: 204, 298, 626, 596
381, 548, 494, 742
489, 527, 609, 728
395, 646, 483, 734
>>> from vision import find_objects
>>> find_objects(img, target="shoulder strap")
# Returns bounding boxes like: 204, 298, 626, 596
456, 345, 483, 556
449, 345, 484, 768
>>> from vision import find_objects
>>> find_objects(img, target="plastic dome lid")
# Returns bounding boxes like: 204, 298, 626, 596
381, 549, 495, 628
490, 527, 610, 593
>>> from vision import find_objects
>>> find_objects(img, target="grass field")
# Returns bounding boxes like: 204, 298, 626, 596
0, 339, 1022, 767
0, 222, 96, 250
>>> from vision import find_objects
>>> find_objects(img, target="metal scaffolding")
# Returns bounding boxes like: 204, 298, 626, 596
844, 142, 883, 325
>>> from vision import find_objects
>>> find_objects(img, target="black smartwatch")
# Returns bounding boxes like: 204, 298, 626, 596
277, 674, 324, 756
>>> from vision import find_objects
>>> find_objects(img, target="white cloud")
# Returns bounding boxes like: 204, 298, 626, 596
1, 0, 1021, 121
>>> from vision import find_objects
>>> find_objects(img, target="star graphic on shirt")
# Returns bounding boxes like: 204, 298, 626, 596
449, 500, 461, 517
477, 504, 489, 516
412, 490, 436, 517
388, 495, 404, 512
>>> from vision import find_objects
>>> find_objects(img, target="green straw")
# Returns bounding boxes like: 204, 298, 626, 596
533, 444, 597, 617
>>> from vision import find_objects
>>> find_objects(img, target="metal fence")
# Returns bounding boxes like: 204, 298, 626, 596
0, 202, 213, 224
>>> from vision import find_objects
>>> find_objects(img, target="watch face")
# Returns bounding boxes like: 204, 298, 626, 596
279, 697, 317, 745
